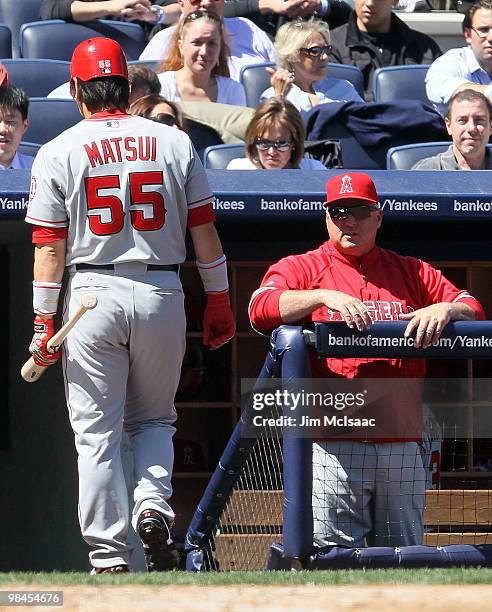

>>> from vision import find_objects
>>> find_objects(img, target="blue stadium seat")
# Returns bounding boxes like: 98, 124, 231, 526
372, 65, 430, 104
387, 142, 453, 169
0, 0, 42, 58
203, 144, 245, 169
128, 59, 159, 71
18, 141, 41, 158
240, 62, 366, 108
20, 19, 146, 61
1, 59, 70, 97
24, 98, 81, 145
387, 142, 492, 169
186, 120, 224, 161
0, 23, 11, 59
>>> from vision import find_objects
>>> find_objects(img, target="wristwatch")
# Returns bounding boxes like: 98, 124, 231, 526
151, 4, 166, 25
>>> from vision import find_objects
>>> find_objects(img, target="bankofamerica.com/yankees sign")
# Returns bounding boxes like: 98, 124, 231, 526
1, 169, 492, 220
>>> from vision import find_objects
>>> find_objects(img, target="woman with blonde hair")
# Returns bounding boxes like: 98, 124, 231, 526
227, 98, 325, 170
261, 19, 363, 112
156, 9, 246, 105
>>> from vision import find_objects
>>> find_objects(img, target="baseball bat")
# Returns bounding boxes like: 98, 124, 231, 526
20, 293, 98, 383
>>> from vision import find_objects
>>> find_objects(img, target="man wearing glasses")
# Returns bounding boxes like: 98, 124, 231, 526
426, 0, 492, 116
249, 172, 484, 548
329, 0, 441, 97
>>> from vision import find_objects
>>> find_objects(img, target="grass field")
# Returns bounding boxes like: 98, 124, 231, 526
1, 568, 492, 585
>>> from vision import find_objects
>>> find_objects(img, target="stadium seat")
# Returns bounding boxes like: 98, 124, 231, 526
372, 65, 430, 103
24, 98, 81, 145
240, 62, 366, 108
203, 144, 245, 169
387, 142, 453, 169
0, 0, 42, 58
0, 23, 11, 59
186, 120, 223, 161
387, 142, 492, 169
1, 59, 70, 97
20, 19, 146, 61
18, 141, 41, 157
128, 59, 159, 71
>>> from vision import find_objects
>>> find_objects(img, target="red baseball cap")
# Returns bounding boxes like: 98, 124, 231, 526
0, 62, 9, 88
324, 173, 379, 208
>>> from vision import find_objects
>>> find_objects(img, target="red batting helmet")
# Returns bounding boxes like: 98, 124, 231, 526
70, 38, 128, 82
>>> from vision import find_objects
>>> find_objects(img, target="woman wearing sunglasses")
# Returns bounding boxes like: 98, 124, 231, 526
227, 98, 325, 170
156, 9, 246, 106
129, 94, 186, 131
261, 19, 363, 112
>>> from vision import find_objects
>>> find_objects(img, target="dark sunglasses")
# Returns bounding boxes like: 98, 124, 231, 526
300, 44, 332, 58
326, 204, 376, 220
149, 113, 178, 127
255, 138, 292, 151
184, 9, 221, 24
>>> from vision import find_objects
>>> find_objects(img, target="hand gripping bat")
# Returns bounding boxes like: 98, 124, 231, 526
21, 293, 98, 383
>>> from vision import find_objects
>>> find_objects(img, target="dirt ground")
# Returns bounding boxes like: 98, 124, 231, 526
8, 584, 491, 612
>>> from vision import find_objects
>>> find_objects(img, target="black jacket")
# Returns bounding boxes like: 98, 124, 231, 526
329, 11, 442, 95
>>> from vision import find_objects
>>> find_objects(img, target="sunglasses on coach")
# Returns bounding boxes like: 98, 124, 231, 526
326, 204, 376, 220
299, 44, 332, 58
255, 138, 292, 151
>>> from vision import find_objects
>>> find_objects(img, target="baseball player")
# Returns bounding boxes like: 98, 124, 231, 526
249, 172, 485, 548
25, 38, 235, 573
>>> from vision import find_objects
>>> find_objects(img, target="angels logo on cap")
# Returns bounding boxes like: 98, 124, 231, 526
325, 172, 379, 207
339, 174, 354, 195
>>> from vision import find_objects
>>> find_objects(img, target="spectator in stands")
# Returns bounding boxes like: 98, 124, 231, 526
261, 19, 363, 113
140, 0, 276, 80
249, 171, 485, 548
128, 63, 162, 102
47, 63, 161, 103
329, 0, 442, 96
426, 0, 492, 116
39, 0, 179, 40
129, 92, 186, 130
413, 89, 492, 170
0, 85, 33, 170
156, 10, 246, 104
222, 0, 353, 38
227, 97, 326, 169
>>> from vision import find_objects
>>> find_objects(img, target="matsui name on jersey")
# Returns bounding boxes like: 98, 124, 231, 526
84, 136, 157, 168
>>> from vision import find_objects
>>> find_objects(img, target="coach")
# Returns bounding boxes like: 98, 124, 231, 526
249, 172, 485, 548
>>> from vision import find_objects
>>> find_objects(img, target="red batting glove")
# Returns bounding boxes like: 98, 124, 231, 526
203, 292, 236, 350
29, 315, 60, 367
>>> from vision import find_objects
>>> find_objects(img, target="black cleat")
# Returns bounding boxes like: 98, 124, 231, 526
137, 509, 179, 572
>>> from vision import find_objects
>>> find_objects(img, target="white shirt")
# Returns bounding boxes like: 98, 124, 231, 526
226, 157, 326, 170
0, 151, 35, 170
426, 46, 492, 115
47, 81, 71, 99
26, 111, 213, 267
140, 17, 275, 81
261, 78, 364, 113
158, 71, 246, 106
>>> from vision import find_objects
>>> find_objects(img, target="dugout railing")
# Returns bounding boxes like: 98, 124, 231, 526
185, 322, 492, 571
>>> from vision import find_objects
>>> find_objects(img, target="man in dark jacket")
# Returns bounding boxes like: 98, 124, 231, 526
329, 0, 442, 97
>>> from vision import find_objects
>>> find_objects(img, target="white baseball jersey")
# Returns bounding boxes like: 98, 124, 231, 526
26, 111, 214, 266
140, 17, 275, 81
